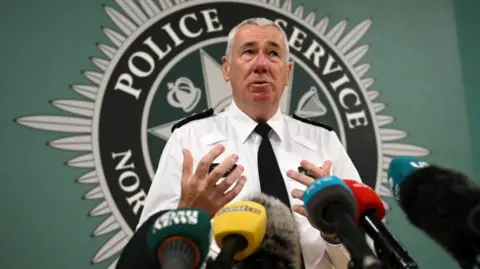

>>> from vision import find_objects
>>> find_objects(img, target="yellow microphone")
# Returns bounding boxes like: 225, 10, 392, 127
211, 200, 267, 268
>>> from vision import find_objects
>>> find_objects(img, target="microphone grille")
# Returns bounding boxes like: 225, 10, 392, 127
244, 193, 302, 269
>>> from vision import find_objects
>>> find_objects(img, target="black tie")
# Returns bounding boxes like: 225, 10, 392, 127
255, 122, 306, 269
254, 122, 291, 208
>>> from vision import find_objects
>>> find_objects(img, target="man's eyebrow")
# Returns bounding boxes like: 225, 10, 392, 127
239, 41, 257, 49
267, 41, 281, 50
239, 41, 282, 50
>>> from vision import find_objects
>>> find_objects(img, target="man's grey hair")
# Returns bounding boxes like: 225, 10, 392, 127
225, 17, 290, 60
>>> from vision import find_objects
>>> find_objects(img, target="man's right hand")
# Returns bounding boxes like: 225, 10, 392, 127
178, 144, 246, 216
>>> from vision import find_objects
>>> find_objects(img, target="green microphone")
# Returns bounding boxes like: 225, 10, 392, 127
146, 207, 211, 269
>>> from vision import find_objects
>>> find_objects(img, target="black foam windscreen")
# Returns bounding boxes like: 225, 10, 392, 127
398, 165, 480, 266
468, 203, 480, 239
305, 184, 357, 234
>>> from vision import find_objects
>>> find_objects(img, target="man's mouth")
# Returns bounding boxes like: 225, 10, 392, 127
252, 80, 269, 86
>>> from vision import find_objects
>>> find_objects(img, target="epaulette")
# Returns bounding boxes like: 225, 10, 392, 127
292, 114, 333, 131
171, 108, 214, 133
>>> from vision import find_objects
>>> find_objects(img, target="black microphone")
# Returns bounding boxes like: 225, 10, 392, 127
303, 175, 382, 269
231, 193, 303, 269
388, 156, 480, 269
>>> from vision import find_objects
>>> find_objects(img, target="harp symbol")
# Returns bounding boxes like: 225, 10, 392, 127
294, 86, 327, 118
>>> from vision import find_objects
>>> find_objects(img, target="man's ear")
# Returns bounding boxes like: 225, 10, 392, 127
221, 56, 230, 82
285, 61, 293, 86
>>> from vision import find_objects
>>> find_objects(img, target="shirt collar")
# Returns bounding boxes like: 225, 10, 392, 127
226, 100, 285, 143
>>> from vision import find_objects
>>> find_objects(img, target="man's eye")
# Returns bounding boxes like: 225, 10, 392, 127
244, 49, 253, 54
270, 51, 279, 57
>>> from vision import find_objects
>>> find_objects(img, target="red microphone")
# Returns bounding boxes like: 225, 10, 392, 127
343, 179, 418, 269
342, 179, 385, 224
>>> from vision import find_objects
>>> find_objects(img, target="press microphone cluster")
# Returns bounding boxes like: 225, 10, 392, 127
388, 156, 480, 269
116, 193, 302, 269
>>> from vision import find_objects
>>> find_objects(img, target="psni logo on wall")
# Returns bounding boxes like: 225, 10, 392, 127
15, 0, 430, 268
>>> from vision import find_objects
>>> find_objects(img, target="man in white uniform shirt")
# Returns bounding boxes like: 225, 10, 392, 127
137, 17, 362, 269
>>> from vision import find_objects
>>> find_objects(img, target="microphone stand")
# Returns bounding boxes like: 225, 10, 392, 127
205, 257, 219, 269
359, 212, 418, 269
373, 240, 394, 269
373, 240, 420, 269
344, 227, 382, 269
347, 259, 378, 269
348, 260, 359, 269
205, 256, 236, 269
345, 241, 398, 269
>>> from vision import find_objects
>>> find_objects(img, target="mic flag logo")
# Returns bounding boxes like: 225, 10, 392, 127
14, 0, 431, 268
153, 210, 200, 231
410, 161, 430, 169
388, 158, 430, 201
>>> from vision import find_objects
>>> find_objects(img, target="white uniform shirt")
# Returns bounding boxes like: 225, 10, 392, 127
138, 101, 362, 269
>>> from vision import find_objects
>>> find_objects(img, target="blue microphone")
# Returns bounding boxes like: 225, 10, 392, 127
303, 175, 381, 269
387, 156, 429, 201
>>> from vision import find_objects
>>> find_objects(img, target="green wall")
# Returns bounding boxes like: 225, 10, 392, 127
455, 0, 480, 180
1, 1, 478, 269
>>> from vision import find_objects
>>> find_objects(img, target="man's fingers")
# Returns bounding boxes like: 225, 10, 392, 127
221, 176, 246, 204
206, 153, 239, 186
321, 160, 333, 174
215, 165, 244, 194
293, 204, 308, 218
287, 170, 315, 186
291, 189, 304, 200
300, 159, 332, 178
181, 148, 193, 183
193, 144, 225, 179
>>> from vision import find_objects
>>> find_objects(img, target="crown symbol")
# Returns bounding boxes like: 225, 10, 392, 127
166, 77, 202, 113
295, 86, 327, 118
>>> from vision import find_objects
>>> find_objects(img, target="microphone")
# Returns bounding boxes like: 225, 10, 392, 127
388, 156, 480, 269
387, 156, 429, 201
146, 207, 212, 269
343, 179, 418, 269
116, 208, 212, 269
209, 200, 267, 269
303, 175, 382, 269
233, 193, 303, 269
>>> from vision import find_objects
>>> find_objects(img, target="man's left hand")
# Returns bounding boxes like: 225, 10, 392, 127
288, 160, 343, 244
287, 160, 332, 222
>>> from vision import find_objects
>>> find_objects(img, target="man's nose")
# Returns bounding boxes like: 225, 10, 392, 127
253, 53, 269, 73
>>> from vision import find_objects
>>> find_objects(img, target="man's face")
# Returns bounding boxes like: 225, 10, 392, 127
222, 24, 292, 112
